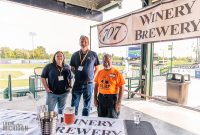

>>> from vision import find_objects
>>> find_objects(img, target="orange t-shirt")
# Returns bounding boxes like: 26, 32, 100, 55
95, 67, 125, 94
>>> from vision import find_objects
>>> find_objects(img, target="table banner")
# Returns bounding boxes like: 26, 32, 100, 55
57, 116, 126, 135
0, 109, 126, 135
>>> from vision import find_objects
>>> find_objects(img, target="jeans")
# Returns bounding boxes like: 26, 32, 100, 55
46, 92, 69, 114
71, 83, 94, 116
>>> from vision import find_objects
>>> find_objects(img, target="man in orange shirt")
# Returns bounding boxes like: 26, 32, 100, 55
94, 54, 125, 118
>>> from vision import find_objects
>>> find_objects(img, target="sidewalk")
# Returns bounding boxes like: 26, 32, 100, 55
0, 92, 199, 135
153, 76, 200, 108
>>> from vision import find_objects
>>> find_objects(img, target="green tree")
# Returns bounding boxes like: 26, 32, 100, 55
0, 47, 14, 58
112, 54, 120, 61
34, 46, 48, 59
29, 50, 34, 59
63, 51, 72, 60
21, 49, 31, 59
49, 53, 54, 62
98, 53, 104, 60
14, 49, 24, 58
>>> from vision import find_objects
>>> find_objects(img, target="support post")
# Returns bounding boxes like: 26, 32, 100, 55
140, 0, 153, 99
170, 42, 173, 72
8, 74, 12, 101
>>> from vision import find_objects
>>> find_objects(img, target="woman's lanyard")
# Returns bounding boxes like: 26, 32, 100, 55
57, 65, 64, 81
78, 50, 89, 71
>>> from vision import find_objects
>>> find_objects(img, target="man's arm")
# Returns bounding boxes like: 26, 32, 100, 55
117, 85, 124, 103
68, 68, 74, 88
94, 83, 99, 107
69, 79, 73, 88
115, 85, 125, 112
71, 66, 75, 74
41, 78, 52, 93
69, 53, 75, 74
94, 66, 99, 79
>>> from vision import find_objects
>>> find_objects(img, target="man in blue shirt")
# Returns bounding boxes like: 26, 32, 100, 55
70, 35, 100, 116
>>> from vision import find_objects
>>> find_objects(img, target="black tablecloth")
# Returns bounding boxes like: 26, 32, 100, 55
125, 120, 157, 135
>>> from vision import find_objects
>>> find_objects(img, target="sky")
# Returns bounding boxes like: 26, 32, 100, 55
0, 0, 199, 58
0, 0, 96, 54
0, 0, 142, 57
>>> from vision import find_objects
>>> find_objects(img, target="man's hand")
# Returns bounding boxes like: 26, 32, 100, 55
94, 98, 98, 107
115, 102, 121, 113
46, 87, 53, 93
68, 87, 72, 93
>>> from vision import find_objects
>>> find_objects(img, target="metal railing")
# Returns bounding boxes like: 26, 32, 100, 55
125, 77, 141, 98
5, 74, 45, 101
29, 75, 45, 99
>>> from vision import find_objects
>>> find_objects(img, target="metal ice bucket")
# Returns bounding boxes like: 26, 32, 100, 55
39, 111, 58, 135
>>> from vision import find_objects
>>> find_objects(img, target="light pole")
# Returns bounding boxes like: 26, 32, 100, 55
29, 32, 37, 59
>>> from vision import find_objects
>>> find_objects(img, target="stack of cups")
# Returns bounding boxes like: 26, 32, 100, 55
36, 105, 58, 135
39, 111, 58, 135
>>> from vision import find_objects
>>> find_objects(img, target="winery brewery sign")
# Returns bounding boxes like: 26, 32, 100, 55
97, 0, 200, 47
0, 109, 126, 135
56, 116, 126, 135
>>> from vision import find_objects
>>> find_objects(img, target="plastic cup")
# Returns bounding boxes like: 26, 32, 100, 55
133, 111, 142, 125
64, 107, 75, 125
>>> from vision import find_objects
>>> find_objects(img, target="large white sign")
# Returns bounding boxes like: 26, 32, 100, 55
97, 0, 200, 47
0, 109, 126, 135
57, 116, 126, 135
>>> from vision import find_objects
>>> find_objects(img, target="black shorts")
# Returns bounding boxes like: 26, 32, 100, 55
97, 93, 119, 118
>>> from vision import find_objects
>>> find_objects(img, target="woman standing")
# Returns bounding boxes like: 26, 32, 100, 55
41, 51, 73, 114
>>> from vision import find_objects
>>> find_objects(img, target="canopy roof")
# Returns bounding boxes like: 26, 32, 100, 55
7, 0, 123, 22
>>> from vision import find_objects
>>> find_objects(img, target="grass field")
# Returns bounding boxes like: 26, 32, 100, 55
0, 64, 39, 90
0, 64, 45, 69
0, 71, 24, 79
0, 63, 126, 91
0, 79, 29, 90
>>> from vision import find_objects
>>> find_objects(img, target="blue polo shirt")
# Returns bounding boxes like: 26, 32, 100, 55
41, 63, 72, 94
70, 50, 100, 84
